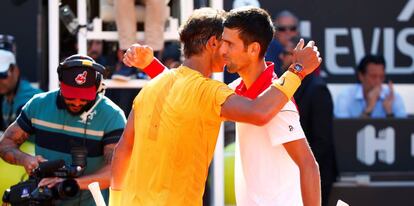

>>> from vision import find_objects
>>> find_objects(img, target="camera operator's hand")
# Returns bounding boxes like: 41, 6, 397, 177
38, 177, 65, 188
22, 155, 47, 174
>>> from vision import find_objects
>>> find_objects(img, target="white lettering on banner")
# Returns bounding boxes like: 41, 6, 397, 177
411, 133, 414, 157
351, 28, 365, 65
395, 28, 414, 73
357, 125, 395, 166
384, 28, 395, 74
370, 28, 381, 55
325, 28, 353, 74
398, 0, 414, 22
325, 27, 414, 75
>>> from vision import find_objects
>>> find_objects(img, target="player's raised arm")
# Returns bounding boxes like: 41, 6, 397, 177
123, 44, 167, 78
221, 39, 322, 125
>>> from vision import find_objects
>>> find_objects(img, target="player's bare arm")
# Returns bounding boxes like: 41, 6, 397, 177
124, 40, 321, 126
221, 39, 322, 125
125, 44, 286, 126
284, 139, 321, 206
110, 109, 135, 190
221, 88, 288, 125
0, 122, 45, 174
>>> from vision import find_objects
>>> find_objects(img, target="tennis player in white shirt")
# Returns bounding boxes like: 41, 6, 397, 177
222, 7, 321, 206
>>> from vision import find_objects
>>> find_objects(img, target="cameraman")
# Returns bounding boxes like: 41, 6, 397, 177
0, 54, 126, 205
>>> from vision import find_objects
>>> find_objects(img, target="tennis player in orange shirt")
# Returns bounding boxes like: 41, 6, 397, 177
110, 7, 321, 206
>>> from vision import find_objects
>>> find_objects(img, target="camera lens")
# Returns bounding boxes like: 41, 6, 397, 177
57, 179, 79, 198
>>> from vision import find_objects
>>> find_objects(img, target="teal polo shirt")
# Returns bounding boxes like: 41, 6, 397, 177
2, 79, 42, 127
16, 90, 126, 206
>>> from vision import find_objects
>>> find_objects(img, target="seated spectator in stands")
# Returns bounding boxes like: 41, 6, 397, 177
0, 35, 42, 130
280, 37, 337, 206
265, 10, 299, 76
87, 40, 108, 66
335, 55, 407, 118
0, 34, 42, 203
112, 0, 167, 80
161, 41, 181, 68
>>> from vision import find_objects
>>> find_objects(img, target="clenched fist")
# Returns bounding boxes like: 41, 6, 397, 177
123, 44, 155, 69
292, 39, 322, 78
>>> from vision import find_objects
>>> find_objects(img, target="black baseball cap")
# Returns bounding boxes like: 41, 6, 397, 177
60, 64, 98, 100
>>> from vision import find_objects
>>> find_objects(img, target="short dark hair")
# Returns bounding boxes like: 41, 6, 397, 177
223, 7, 275, 58
179, 8, 225, 58
357, 55, 386, 74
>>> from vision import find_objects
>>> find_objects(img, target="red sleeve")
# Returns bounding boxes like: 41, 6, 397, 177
142, 58, 167, 78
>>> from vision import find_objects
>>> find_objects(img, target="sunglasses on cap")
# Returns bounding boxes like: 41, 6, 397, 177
277, 25, 297, 32
0, 65, 13, 79
0, 34, 16, 52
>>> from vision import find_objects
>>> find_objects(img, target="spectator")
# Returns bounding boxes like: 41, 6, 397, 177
0, 54, 126, 206
112, 0, 168, 80
265, 10, 299, 76
87, 40, 108, 67
161, 41, 181, 68
335, 55, 407, 118
0, 35, 42, 130
0, 34, 42, 204
280, 37, 337, 206
0, 51, 42, 128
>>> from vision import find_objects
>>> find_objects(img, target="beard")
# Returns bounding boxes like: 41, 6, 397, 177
88, 51, 100, 60
225, 63, 240, 74
0, 87, 12, 96
65, 101, 94, 116
66, 106, 86, 116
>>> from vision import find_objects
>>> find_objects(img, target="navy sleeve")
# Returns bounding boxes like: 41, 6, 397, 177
16, 93, 41, 134
16, 111, 35, 134
102, 103, 126, 146
102, 128, 123, 145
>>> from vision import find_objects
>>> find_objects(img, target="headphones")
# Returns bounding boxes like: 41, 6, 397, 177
57, 54, 106, 93
57, 54, 107, 123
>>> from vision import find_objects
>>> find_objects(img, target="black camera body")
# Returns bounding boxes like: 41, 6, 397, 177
3, 145, 88, 206
2, 159, 84, 206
